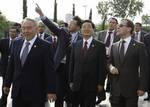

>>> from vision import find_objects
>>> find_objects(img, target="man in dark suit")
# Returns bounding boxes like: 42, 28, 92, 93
144, 32, 150, 101
38, 21, 50, 39
109, 19, 148, 107
68, 16, 82, 43
95, 17, 120, 104
132, 22, 146, 42
0, 26, 18, 107
96, 17, 120, 56
35, 4, 82, 107
69, 20, 107, 107
3, 18, 56, 107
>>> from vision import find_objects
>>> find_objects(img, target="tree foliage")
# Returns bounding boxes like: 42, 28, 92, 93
110, 0, 143, 18
0, 13, 9, 38
142, 14, 150, 25
96, 1, 110, 30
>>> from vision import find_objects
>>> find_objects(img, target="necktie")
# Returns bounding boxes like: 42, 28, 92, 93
83, 41, 88, 56
21, 42, 30, 66
119, 40, 125, 63
53, 37, 57, 47
105, 31, 112, 47
134, 32, 138, 41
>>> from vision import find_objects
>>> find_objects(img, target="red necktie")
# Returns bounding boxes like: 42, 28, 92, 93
83, 41, 88, 56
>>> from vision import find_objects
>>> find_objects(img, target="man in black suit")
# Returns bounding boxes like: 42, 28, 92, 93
144, 32, 150, 101
95, 17, 120, 104
68, 16, 82, 43
38, 21, 50, 39
3, 18, 56, 107
0, 26, 18, 107
132, 22, 146, 42
96, 17, 120, 56
69, 20, 107, 107
35, 4, 82, 107
109, 19, 148, 107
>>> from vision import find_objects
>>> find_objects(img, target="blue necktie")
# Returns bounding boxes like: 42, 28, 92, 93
21, 42, 30, 66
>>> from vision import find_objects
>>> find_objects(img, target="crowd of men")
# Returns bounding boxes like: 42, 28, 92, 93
0, 4, 150, 107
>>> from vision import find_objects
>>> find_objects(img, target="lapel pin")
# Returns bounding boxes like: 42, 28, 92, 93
133, 43, 136, 46
34, 45, 37, 48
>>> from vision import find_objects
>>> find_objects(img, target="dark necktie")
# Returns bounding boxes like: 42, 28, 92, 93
105, 31, 112, 47
133, 32, 138, 41
21, 42, 30, 66
119, 40, 125, 63
83, 41, 88, 56
53, 37, 57, 48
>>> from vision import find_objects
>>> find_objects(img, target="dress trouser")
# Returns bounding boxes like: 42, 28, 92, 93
55, 63, 72, 107
110, 94, 138, 107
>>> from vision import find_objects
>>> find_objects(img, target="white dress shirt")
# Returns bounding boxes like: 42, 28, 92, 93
119, 36, 131, 55
20, 35, 37, 58
83, 36, 93, 49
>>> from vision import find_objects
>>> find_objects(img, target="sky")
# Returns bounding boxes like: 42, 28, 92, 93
0, 0, 150, 24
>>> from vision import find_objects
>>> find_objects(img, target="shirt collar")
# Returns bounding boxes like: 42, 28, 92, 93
24, 35, 37, 45
120, 36, 131, 44
83, 36, 93, 48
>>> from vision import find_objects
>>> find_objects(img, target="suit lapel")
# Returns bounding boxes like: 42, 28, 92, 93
85, 39, 95, 58
16, 39, 24, 67
102, 31, 107, 42
113, 31, 120, 43
23, 38, 39, 66
113, 42, 120, 66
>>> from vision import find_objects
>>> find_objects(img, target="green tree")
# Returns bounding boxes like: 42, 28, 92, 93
96, 1, 110, 30
0, 13, 9, 38
110, 0, 143, 19
53, 0, 57, 22
23, 0, 27, 19
142, 14, 150, 26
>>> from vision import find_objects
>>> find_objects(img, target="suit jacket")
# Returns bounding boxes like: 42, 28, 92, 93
43, 33, 50, 39
4, 37, 56, 101
109, 38, 149, 97
96, 30, 120, 43
69, 39, 107, 92
144, 33, 150, 89
38, 33, 50, 40
0, 38, 11, 76
71, 32, 82, 43
45, 36, 57, 58
144, 32, 150, 59
42, 17, 71, 70
41, 17, 82, 71
132, 31, 146, 42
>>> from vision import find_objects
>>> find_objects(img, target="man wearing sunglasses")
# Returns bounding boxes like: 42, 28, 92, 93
109, 19, 148, 107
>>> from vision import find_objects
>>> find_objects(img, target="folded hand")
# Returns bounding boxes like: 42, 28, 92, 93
47, 93, 57, 102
